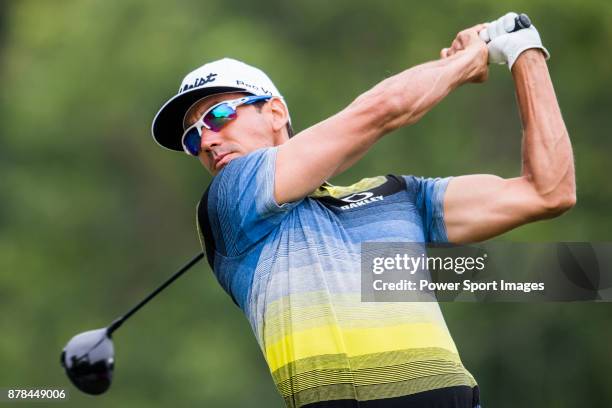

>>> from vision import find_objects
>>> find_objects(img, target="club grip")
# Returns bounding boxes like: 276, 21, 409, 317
479, 13, 532, 42
512, 13, 532, 32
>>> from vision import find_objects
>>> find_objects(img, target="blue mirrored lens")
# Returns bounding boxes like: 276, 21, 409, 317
204, 104, 237, 131
183, 128, 201, 156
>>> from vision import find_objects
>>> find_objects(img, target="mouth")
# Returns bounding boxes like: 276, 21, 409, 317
213, 152, 234, 170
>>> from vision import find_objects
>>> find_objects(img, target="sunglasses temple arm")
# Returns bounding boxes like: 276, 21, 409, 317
106, 252, 205, 336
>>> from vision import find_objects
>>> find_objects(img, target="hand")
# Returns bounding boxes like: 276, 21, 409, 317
440, 24, 489, 83
481, 12, 550, 70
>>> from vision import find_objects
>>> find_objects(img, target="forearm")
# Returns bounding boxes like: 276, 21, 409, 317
329, 50, 483, 176
355, 49, 482, 133
275, 38, 486, 204
513, 50, 576, 209
277, 50, 483, 203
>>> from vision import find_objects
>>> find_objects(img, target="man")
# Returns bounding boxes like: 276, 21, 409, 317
151, 13, 575, 408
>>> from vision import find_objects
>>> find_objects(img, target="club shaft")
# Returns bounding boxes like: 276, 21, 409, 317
107, 252, 204, 335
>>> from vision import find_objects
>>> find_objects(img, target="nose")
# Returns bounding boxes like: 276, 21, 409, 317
199, 127, 222, 152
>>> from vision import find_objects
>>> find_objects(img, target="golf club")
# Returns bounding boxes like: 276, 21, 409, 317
60, 252, 204, 395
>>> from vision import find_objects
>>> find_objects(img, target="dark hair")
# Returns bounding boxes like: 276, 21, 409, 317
286, 122, 295, 138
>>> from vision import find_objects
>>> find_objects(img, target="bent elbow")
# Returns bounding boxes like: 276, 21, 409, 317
540, 192, 577, 218
562, 192, 577, 211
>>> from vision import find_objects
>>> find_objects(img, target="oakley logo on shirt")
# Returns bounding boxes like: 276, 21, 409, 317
341, 192, 374, 202
337, 192, 385, 210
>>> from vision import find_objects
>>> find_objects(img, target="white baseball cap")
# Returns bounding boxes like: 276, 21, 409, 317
151, 57, 287, 152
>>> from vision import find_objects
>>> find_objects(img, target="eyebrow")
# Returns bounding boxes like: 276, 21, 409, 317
185, 98, 223, 128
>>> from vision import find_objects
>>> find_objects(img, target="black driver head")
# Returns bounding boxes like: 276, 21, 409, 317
60, 328, 115, 395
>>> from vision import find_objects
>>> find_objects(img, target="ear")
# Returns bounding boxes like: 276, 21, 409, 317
267, 97, 289, 134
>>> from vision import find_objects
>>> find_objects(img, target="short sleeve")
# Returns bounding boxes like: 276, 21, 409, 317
205, 147, 301, 256
403, 176, 452, 243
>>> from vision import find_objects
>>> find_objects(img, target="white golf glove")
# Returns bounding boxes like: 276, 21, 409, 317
480, 12, 550, 70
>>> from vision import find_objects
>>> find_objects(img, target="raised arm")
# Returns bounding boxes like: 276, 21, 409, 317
274, 25, 488, 205
443, 49, 576, 243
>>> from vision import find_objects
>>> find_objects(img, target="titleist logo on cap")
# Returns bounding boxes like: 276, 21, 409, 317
180, 73, 217, 93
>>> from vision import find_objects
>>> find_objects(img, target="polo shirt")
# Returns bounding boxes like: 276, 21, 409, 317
197, 147, 478, 407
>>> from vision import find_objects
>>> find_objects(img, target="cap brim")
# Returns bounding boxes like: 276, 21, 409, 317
151, 86, 246, 152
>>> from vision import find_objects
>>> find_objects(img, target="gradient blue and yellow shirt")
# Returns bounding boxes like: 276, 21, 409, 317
197, 147, 477, 407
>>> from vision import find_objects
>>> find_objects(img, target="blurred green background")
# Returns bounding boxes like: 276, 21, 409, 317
1, 0, 611, 406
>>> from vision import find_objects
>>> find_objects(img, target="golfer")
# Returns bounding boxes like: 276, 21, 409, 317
151, 13, 575, 408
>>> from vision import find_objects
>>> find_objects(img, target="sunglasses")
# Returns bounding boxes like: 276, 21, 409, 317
181, 94, 273, 156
